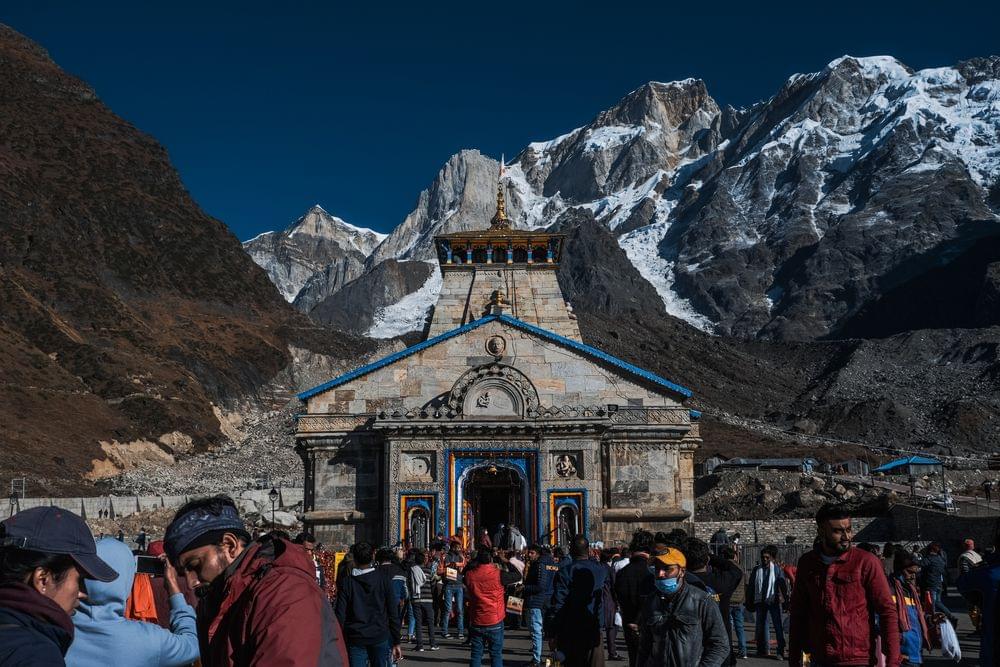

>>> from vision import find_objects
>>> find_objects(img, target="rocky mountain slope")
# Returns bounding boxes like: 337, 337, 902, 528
304, 55, 997, 344
243, 204, 385, 308
0, 25, 373, 493
555, 217, 1000, 457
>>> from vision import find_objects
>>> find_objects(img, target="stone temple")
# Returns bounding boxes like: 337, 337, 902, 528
295, 170, 702, 549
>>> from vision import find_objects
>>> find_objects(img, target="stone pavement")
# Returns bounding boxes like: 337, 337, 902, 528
397, 593, 981, 666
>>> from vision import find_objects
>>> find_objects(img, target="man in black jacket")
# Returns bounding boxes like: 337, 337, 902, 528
335, 541, 402, 667
683, 537, 743, 666
523, 544, 558, 666
745, 545, 788, 660
549, 535, 608, 667
615, 531, 655, 667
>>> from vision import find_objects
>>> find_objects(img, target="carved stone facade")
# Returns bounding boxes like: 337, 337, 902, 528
295, 186, 701, 548
295, 319, 702, 548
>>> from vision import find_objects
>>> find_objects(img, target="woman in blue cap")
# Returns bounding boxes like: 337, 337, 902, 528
0, 506, 118, 667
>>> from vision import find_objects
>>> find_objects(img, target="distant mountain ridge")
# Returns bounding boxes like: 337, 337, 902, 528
243, 204, 385, 308
260, 54, 998, 343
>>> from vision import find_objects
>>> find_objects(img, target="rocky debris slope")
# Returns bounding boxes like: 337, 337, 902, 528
696, 471, 881, 520
696, 468, 1000, 521
113, 403, 303, 496
0, 25, 374, 492
243, 204, 385, 307
111, 338, 401, 496
558, 217, 1000, 455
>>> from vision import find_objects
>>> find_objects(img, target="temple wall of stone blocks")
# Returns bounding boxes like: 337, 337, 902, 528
305, 320, 677, 416
428, 267, 581, 341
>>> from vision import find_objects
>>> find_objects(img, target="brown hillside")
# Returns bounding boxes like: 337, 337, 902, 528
0, 25, 372, 493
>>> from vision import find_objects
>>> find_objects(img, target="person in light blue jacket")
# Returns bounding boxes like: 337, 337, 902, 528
65, 537, 199, 667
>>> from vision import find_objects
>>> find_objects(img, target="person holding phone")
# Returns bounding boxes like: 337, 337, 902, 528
65, 537, 199, 667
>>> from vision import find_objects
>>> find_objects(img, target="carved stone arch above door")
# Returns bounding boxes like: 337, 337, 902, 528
447, 363, 540, 418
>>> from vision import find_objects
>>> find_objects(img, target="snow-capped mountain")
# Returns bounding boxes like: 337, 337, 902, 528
254, 55, 1000, 342
667, 55, 1000, 339
243, 204, 386, 307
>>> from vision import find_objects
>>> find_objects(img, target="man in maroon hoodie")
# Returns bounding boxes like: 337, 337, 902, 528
164, 495, 347, 667
788, 504, 900, 667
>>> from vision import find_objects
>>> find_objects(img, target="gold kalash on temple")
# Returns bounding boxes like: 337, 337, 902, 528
436, 164, 563, 267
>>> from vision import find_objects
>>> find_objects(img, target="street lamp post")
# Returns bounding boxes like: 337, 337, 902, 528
268, 487, 279, 528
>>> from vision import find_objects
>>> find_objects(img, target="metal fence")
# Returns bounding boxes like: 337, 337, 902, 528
712, 542, 810, 575
740, 543, 808, 573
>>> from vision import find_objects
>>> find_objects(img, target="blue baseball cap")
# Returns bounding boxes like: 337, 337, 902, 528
1, 506, 118, 582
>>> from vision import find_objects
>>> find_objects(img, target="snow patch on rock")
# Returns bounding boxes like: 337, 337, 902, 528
366, 263, 442, 338
618, 215, 715, 332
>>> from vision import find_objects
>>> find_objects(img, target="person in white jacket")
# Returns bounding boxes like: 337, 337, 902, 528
65, 537, 199, 667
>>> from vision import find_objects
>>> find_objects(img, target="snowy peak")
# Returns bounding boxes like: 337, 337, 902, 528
825, 55, 912, 80
511, 77, 719, 223
595, 78, 716, 130
367, 149, 537, 265
250, 54, 1000, 343
243, 204, 381, 304
666, 53, 1000, 339
286, 204, 386, 256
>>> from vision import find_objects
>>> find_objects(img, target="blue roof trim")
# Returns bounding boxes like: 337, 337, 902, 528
495, 315, 692, 398
297, 313, 692, 401
689, 410, 702, 420
296, 316, 498, 401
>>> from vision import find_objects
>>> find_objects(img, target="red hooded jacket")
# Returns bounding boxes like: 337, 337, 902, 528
464, 562, 521, 627
196, 536, 347, 666
788, 547, 900, 667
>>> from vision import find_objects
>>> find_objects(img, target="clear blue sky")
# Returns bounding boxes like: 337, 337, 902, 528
2, 1, 998, 240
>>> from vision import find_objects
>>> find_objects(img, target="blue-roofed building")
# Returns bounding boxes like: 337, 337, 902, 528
295, 170, 701, 548
872, 455, 942, 476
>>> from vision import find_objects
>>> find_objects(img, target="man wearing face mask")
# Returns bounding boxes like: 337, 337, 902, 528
163, 495, 348, 667
636, 547, 728, 667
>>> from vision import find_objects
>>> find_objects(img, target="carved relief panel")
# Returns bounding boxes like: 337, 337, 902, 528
400, 451, 436, 483
551, 451, 583, 479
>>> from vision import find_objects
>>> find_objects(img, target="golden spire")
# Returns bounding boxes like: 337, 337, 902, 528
489, 155, 511, 230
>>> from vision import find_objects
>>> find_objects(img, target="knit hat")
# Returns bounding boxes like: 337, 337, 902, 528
652, 547, 686, 568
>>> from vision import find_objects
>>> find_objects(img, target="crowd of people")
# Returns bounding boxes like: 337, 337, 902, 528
1, 497, 998, 666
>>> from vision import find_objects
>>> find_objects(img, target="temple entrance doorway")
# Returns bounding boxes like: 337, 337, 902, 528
463, 465, 524, 549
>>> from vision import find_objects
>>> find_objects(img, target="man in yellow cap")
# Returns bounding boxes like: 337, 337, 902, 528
636, 547, 728, 667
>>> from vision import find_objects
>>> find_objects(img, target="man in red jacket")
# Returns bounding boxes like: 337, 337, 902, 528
788, 504, 900, 667
464, 549, 522, 667
164, 495, 348, 666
